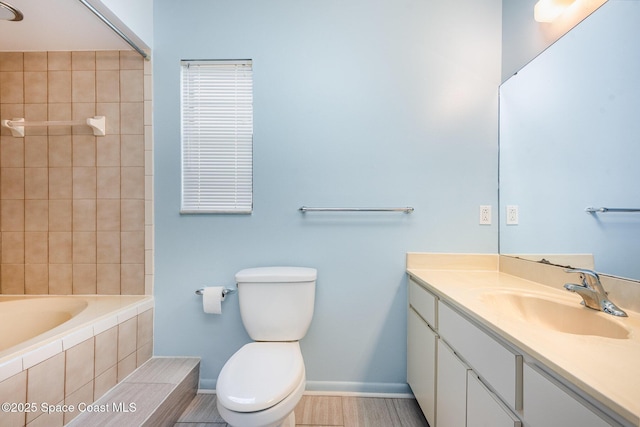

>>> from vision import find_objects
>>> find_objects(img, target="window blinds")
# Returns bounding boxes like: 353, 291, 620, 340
181, 60, 253, 213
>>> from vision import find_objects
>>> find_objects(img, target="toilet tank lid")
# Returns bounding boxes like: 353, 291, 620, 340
235, 266, 317, 283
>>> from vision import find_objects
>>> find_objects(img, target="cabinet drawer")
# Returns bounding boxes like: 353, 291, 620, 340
409, 279, 437, 327
467, 371, 522, 427
523, 363, 610, 427
407, 308, 437, 425
438, 301, 522, 410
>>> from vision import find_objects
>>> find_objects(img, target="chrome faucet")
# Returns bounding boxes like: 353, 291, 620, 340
564, 268, 627, 317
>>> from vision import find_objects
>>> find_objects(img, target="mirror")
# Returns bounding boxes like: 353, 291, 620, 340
499, 0, 640, 280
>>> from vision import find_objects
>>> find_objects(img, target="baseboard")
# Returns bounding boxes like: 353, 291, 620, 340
198, 381, 413, 399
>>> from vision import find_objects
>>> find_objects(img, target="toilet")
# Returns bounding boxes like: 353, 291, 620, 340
216, 266, 317, 427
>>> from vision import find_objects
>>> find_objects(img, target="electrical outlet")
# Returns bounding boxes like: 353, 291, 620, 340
506, 205, 519, 225
479, 205, 491, 225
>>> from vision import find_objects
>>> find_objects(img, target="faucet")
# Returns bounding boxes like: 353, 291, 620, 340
564, 268, 627, 317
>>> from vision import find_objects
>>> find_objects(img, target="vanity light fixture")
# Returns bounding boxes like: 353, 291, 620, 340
0, 1, 23, 21
534, 0, 576, 22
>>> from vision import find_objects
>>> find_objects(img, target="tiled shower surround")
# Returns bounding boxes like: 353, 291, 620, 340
0, 51, 152, 295
0, 50, 154, 427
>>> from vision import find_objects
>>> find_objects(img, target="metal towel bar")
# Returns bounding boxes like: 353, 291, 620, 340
299, 206, 414, 213
585, 207, 640, 213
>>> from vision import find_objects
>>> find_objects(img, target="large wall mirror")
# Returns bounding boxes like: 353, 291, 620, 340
499, 0, 640, 280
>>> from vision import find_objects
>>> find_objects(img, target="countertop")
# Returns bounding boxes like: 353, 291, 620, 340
407, 267, 640, 426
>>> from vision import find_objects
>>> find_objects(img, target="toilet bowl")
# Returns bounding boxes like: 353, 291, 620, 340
215, 267, 317, 427
216, 342, 306, 427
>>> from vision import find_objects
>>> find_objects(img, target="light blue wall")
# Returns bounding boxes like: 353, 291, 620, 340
153, 0, 501, 392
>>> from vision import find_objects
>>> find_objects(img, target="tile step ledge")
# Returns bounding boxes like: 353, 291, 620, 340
67, 357, 200, 427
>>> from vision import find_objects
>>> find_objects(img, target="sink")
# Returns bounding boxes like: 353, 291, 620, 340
481, 292, 630, 339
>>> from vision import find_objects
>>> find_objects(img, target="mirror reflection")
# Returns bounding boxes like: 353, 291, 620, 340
499, 0, 640, 280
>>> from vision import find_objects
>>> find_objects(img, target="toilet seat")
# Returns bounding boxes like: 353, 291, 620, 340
217, 342, 304, 412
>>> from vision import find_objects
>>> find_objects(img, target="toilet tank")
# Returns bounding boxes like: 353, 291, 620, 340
235, 267, 317, 341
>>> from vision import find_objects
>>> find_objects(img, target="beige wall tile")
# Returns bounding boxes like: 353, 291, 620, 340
72, 264, 96, 294
1, 168, 25, 199
121, 199, 144, 231
121, 263, 144, 295
24, 52, 47, 71
72, 102, 96, 135
47, 104, 71, 136
136, 341, 153, 368
48, 168, 72, 199
24, 135, 48, 167
25, 264, 49, 294
0, 52, 23, 71
65, 338, 95, 396
0, 71, 24, 103
97, 263, 121, 294
1, 264, 25, 293
121, 231, 144, 264
1, 199, 25, 231
0, 370, 27, 427
71, 51, 96, 71
121, 134, 144, 167
120, 102, 144, 135
25, 232, 48, 263
47, 71, 71, 103
96, 51, 120, 71
117, 352, 137, 383
72, 199, 96, 232
23, 104, 48, 137
64, 380, 93, 425
24, 71, 48, 103
118, 317, 137, 361
97, 166, 121, 199
73, 232, 96, 263
137, 309, 153, 347
97, 199, 120, 231
96, 102, 120, 135
48, 135, 72, 167
94, 365, 117, 401
96, 135, 120, 166
121, 167, 144, 199
48, 264, 72, 294
49, 232, 72, 263
25, 199, 49, 231
47, 52, 71, 71
72, 167, 96, 199
95, 326, 118, 376
97, 231, 120, 263
25, 168, 49, 200
120, 51, 143, 70
2, 232, 24, 263
1, 137, 24, 167
49, 199, 72, 231
26, 352, 65, 423
72, 134, 96, 166
27, 408, 64, 427
97, 70, 120, 103
120, 70, 144, 102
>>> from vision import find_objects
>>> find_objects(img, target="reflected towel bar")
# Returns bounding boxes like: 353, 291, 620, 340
299, 206, 414, 213
585, 207, 640, 213
195, 288, 237, 296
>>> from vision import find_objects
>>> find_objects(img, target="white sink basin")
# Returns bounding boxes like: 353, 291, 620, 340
482, 291, 630, 339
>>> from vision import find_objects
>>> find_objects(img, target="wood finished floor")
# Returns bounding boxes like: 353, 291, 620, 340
175, 394, 430, 427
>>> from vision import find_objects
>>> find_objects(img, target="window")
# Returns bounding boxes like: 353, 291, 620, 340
180, 60, 253, 213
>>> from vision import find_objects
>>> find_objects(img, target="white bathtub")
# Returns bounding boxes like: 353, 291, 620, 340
0, 295, 153, 381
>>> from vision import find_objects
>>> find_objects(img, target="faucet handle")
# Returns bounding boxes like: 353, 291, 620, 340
564, 268, 604, 292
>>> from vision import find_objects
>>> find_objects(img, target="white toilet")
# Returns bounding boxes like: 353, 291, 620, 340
216, 266, 317, 427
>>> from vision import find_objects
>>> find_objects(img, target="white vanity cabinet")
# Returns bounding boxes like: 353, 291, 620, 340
407, 279, 437, 425
436, 340, 470, 427
523, 363, 611, 427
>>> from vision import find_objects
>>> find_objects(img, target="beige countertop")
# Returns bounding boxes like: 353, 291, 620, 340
407, 266, 640, 426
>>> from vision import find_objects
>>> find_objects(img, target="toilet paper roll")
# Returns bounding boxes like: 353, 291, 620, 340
202, 286, 226, 314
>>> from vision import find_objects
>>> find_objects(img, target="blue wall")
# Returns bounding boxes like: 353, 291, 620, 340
153, 0, 501, 392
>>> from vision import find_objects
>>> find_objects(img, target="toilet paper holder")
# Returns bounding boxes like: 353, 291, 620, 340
195, 287, 237, 297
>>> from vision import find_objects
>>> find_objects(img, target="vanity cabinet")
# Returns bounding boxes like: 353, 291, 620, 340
407, 275, 623, 427
523, 363, 611, 427
407, 280, 437, 424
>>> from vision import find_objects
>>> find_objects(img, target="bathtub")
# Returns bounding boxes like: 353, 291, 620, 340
0, 294, 154, 424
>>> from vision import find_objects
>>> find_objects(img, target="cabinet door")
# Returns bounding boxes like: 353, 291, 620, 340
523, 364, 610, 427
408, 307, 437, 425
436, 341, 469, 427
467, 371, 522, 427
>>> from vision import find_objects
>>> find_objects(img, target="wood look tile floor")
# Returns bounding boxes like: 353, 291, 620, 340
175, 394, 429, 427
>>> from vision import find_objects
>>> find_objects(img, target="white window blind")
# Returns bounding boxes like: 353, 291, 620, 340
181, 60, 253, 213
